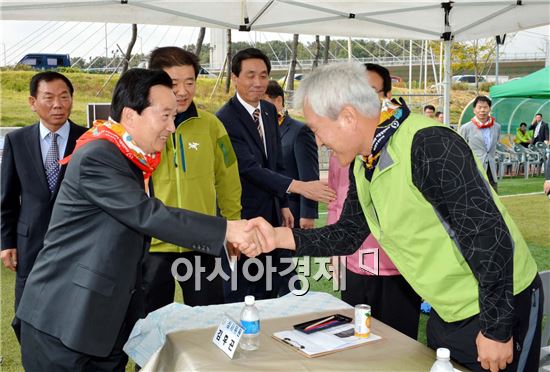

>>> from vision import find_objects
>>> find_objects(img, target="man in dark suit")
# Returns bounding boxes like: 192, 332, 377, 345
15, 69, 257, 371
216, 48, 335, 302
1, 71, 87, 341
530, 113, 549, 144
264, 80, 319, 229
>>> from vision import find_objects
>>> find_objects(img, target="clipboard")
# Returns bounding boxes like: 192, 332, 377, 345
273, 324, 381, 358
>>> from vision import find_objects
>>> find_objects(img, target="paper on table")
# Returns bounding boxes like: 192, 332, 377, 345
273, 324, 381, 357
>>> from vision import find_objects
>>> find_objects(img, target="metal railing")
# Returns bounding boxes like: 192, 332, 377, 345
203, 52, 547, 71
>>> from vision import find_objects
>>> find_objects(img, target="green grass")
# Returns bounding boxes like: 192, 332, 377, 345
498, 175, 548, 196
0, 71, 234, 128
1, 70, 481, 127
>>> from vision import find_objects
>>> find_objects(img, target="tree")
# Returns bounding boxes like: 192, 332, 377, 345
286, 34, 299, 91
225, 29, 232, 94
323, 36, 330, 64
195, 27, 206, 57
448, 38, 496, 92
312, 35, 321, 69
122, 24, 137, 74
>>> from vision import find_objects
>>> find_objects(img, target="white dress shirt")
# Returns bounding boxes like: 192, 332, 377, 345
39, 121, 70, 166
236, 93, 267, 156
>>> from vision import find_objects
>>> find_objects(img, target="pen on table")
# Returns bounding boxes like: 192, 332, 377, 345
304, 315, 335, 331
306, 319, 340, 331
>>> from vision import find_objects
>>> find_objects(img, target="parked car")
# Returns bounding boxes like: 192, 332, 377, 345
198, 67, 217, 78
452, 75, 486, 84
18, 53, 71, 70
277, 73, 304, 87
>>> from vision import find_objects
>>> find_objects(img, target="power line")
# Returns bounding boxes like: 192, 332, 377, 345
4, 21, 54, 54
69, 23, 110, 67
7, 22, 69, 65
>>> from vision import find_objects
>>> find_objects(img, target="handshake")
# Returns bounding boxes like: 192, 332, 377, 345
225, 218, 286, 258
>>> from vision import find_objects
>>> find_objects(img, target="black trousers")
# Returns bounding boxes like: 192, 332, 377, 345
11, 274, 27, 343
142, 251, 225, 313
20, 320, 130, 372
487, 165, 498, 192
427, 274, 543, 372
341, 269, 421, 340
222, 249, 299, 303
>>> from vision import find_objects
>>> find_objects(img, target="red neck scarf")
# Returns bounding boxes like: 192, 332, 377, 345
60, 119, 161, 182
471, 116, 495, 129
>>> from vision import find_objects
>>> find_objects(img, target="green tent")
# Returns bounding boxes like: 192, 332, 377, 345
459, 67, 550, 135
490, 67, 550, 99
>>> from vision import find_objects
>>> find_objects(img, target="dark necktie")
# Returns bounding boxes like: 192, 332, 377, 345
45, 132, 60, 192
252, 108, 264, 146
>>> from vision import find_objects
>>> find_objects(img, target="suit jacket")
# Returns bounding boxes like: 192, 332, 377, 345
16, 140, 227, 357
279, 114, 319, 226
459, 121, 501, 181
529, 120, 549, 144
217, 96, 292, 225
0, 121, 87, 277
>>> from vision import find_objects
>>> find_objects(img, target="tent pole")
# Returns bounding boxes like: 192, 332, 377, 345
443, 39, 451, 126
495, 35, 506, 85
495, 42, 500, 85
408, 40, 413, 94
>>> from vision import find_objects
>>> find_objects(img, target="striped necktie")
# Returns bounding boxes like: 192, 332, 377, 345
252, 108, 265, 146
45, 132, 60, 192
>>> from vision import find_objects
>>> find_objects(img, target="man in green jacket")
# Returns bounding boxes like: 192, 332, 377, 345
244, 62, 543, 372
144, 47, 242, 310
514, 122, 533, 147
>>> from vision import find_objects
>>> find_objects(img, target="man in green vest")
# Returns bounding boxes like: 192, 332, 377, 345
243, 62, 543, 372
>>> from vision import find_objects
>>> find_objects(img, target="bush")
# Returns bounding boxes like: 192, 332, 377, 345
57, 66, 84, 74
452, 83, 469, 91
478, 82, 495, 91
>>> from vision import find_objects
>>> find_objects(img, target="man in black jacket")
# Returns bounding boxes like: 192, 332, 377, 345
16, 69, 257, 371
0, 71, 87, 341
530, 113, 549, 144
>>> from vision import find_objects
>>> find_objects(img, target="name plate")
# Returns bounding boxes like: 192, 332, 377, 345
212, 315, 244, 359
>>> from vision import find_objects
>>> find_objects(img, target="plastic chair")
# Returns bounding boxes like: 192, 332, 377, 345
496, 150, 519, 179
513, 144, 542, 178
496, 143, 520, 179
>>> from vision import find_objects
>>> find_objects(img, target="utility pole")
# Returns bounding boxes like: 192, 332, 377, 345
105, 23, 108, 68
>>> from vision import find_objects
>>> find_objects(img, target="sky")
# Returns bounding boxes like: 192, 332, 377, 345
0, 20, 548, 67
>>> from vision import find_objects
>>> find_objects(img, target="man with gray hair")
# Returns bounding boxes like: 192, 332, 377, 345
243, 62, 543, 372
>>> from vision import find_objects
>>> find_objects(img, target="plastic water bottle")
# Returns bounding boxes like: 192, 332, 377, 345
430, 348, 454, 371
240, 295, 260, 350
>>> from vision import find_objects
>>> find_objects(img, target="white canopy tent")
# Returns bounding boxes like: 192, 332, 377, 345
2, 0, 550, 124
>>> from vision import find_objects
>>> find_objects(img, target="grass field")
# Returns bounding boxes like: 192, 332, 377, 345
0, 70, 482, 127
1, 177, 548, 371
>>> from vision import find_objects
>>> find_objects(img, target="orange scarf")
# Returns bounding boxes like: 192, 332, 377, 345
60, 119, 160, 182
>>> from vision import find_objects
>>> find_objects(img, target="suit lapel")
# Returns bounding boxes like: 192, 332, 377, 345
279, 115, 292, 139
230, 96, 266, 157
260, 102, 276, 162
25, 123, 50, 193
52, 121, 82, 197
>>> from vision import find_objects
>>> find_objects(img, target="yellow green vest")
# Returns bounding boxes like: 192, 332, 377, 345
353, 113, 537, 322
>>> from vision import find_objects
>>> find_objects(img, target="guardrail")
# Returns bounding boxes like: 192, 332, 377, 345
203, 52, 547, 71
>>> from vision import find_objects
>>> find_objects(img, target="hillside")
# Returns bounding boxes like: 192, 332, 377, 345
0, 71, 484, 127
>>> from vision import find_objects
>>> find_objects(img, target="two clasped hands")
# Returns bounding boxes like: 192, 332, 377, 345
225, 179, 336, 258
225, 217, 286, 258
